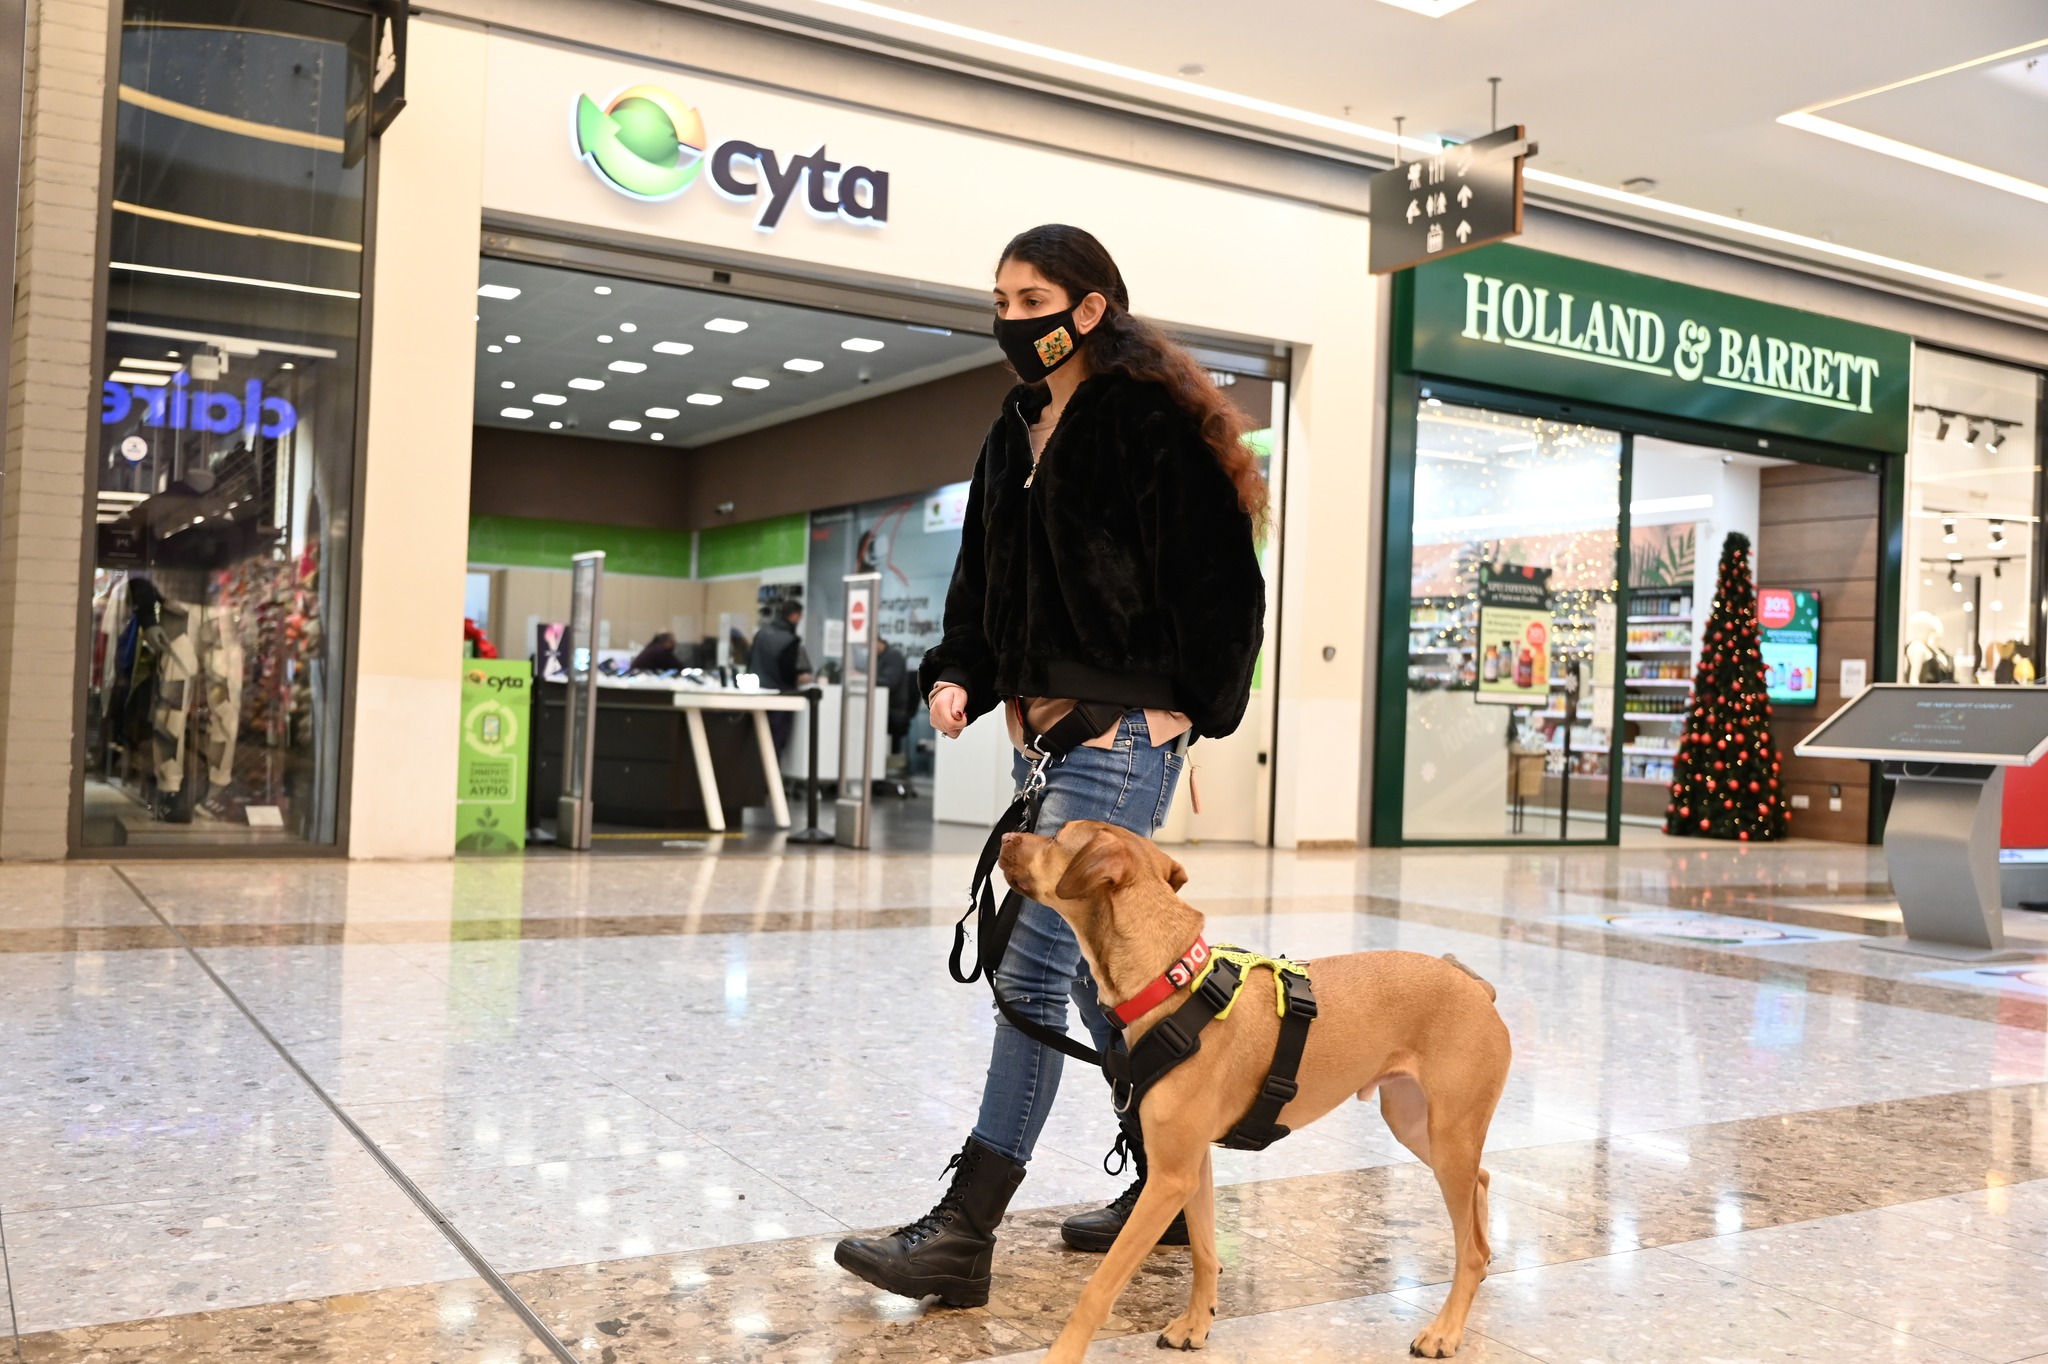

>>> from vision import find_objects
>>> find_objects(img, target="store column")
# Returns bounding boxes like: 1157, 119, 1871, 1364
0, 0, 111, 860
347, 18, 488, 857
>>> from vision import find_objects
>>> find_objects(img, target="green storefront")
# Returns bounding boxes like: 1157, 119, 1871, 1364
1374, 243, 1915, 847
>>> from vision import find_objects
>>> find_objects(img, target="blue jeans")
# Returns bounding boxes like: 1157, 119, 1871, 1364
971, 710, 1183, 1164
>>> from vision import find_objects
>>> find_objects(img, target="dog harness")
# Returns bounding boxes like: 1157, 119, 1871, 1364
1102, 945, 1318, 1151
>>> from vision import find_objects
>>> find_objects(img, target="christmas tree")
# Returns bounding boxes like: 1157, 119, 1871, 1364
1663, 532, 1789, 842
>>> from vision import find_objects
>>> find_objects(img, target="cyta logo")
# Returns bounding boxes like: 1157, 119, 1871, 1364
572, 84, 890, 231
574, 85, 708, 201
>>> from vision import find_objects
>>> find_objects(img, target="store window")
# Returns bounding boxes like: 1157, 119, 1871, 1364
84, 0, 371, 847
1905, 349, 2044, 685
1400, 400, 1622, 841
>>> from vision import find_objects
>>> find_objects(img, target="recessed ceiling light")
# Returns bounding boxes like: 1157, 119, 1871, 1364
598, 334, 614, 344
593, 285, 612, 295
619, 322, 637, 333
609, 419, 642, 432
532, 393, 567, 406
608, 360, 647, 374
784, 358, 823, 373
119, 358, 184, 371
645, 406, 680, 419
653, 342, 694, 356
500, 380, 515, 389
732, 376, 770, 390
487, 345, 502, 353
505, 335, 521, 344
166, 350, 179, 357
568, 377, 605, 390
650, 432, 664, 441
501, 407, 533, 419
687, 393, 722, 406
110, 370, 171, 386
477, 284, 521, 300
841, 337, 885, 352
279, 362, 294, 370
549, 421, 563, 429
704, 318, 748, 333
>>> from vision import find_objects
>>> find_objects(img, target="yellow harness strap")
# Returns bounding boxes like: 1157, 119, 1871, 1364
1191, 945, 1310, 1021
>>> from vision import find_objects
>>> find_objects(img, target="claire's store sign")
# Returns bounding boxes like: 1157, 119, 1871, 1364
573, 84, 889, 231
101, 372, 299, 441
1406, 244, 1912, 453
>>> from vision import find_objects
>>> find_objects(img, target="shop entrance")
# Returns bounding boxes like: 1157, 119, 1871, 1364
1381, 380, 1893, 848
464, 249, 1289, 851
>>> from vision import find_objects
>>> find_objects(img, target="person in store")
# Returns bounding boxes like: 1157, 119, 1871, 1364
627, 632, 684, 673
833, 224, 1266, 1305
748, 600, 813, 753
874, 634, 912, 756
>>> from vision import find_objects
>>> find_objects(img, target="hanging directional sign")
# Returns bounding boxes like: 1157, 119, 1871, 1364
1369, 124, 1531, 275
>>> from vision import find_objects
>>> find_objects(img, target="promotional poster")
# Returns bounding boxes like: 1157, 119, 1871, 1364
1476, 562, 1553, 705
1758, 587, 1821, 707
456, 660, 531, 852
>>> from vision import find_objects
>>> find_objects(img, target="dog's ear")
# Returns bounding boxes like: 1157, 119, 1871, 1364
1055, 828, 1132, 901
1164, 856, 1189, 892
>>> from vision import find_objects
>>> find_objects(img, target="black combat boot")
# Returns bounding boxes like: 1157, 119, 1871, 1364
834, 1135, 1026, 1307
1059, 1117, 1189, 1252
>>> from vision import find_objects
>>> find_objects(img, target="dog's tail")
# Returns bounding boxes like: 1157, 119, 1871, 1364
1441, 953, 1497, 1002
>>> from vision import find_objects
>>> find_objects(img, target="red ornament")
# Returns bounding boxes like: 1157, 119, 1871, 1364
1748, 781, 1760, 793
1700, 819, 1711, 830
1739, 831, 1750, 842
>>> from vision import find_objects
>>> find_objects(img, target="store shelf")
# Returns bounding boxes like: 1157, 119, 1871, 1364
1545, 741, 1610, 753
1625, 678, 1694, 688
1625, 713, 1687, 722
1627, 615, 1691, 624
1627, 644, 1691, 653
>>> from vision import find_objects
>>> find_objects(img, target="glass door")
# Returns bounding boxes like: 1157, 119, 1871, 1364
1398, 398, 1623, 842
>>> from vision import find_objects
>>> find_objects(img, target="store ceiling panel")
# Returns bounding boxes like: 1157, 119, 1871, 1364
473, 258, 999, 448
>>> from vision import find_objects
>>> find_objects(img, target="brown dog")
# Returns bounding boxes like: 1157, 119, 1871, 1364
997, 819, 1512, 1361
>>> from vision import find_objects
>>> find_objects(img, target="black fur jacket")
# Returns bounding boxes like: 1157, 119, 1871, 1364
917, 371, 1266, 740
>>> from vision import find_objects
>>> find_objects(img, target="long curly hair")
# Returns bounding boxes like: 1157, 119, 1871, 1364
997, 224, 1269, 529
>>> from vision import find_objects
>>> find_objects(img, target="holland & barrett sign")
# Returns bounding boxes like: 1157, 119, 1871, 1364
1407, 244, 1911, 453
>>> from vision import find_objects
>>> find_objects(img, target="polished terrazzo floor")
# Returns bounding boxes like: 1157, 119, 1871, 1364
3, 836, 2046, 1362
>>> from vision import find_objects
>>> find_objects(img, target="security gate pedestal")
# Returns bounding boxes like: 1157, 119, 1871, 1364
835, 573, 881, 849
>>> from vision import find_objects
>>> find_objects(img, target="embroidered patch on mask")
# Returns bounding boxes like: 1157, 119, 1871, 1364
1033, 326, 1074, 367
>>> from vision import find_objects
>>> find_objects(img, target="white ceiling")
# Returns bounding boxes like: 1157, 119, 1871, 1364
736, 0, 2048, 318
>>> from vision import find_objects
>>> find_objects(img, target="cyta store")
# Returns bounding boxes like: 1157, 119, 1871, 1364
1373, 243, 2044, 848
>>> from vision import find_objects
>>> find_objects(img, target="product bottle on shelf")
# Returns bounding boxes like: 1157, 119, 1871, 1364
1483, 645, 1499, 683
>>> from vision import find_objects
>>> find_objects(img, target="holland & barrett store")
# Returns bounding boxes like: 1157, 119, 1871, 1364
1375, 243, 1933, 847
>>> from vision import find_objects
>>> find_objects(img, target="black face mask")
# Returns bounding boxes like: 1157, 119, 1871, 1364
993, 307, 1087, 383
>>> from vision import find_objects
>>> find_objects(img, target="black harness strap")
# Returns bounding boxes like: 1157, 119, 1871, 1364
1217, 970, 1318, 1151
951, 699, 1127, 1067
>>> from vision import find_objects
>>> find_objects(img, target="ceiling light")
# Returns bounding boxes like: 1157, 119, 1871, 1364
784, 358, 823, 372
1934, 413, 1953, 439
110, 370, 173, 386
1947, 551, 1964, 561
501, 407, 534, 419
532, 393, 567, 405
705, 318, 748, 333
650, 432, 664, 441
549, 421, 563, 429
487, 344, 502, 353
1963, 600, 1974, 613
279, 362, 294, 370
732, 376, 770, 390
841, 337, 884, 352
653, 342, 695, 356
567, 378, 605, 390
609, 419, 642, 432
477, 284, 521, 300
1777, 104, 2048, 210
687, 393, 722, 406
1368, 0, 1480, 13
1984, 426, 2007, 454
795, 0, 2048, 315
1965, 421, 1987, 446
619, 322, 637, 333
593, 285, 612, 295
165, 349, 179, 357
608, 360, 647, 374
504, 335, 521, 344
1942, 519, 1957, 543
645, 406, 680, 419
118, 358, 183, 371
598, 334, 614, 344
500, 380, 515, 389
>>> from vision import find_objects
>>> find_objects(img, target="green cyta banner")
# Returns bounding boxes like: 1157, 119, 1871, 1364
457, 659, 530, 852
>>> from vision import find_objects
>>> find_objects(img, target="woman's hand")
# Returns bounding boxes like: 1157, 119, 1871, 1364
929, 683, 969, 739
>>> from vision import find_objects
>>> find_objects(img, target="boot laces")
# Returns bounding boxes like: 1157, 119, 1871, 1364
1104, 1176, 1145, 1219
888, 1149, 968, 1246
1102, 1129, 1134, 1177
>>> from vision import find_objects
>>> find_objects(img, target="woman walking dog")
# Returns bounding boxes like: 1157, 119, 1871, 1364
834, 224, 1267, 1305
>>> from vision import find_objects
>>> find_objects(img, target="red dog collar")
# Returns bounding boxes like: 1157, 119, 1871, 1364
1109, 936, 1211, 1027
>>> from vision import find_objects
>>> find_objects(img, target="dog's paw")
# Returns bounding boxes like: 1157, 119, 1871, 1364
1156, 1310, 1212, 1352
1408, 1326, 1463, 1358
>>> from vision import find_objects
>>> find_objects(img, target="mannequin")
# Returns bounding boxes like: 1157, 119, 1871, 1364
1904, 611, 1956, 684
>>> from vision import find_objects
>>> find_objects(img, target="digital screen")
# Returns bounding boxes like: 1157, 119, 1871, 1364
1797, 685, 2048, 764
1758, 587, 1820, 708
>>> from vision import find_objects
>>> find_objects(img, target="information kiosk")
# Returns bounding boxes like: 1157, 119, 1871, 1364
1797, 685, 2048, 961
